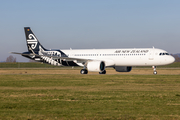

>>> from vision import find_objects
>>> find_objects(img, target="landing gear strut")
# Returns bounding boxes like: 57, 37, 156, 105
152, 66, 157, 75
80, 69, 88, 74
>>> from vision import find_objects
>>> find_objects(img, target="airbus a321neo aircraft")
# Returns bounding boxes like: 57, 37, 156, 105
12, 27, 175, 74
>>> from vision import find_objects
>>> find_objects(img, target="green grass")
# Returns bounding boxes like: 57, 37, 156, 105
0, 74, 180, 119
134, 62, 180, 68
0, 62, 60, 68
158, 62, 180, 68
0, 62, 180, 68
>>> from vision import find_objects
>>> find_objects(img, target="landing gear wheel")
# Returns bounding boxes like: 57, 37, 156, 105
99, 70, 106, 74
152, 66, 157, 75
153, 71, 157, 75
80, 69, 88, 74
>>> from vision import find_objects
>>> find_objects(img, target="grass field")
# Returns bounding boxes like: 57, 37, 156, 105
0, 69, 180, 119
0, 62, 61, 68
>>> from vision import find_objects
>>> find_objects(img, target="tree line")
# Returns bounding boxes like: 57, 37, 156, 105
172, 54, 180, 62
6, 55, 16, 62
5, 55, 36, 62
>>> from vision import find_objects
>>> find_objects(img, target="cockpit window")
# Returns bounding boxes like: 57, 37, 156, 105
159, 53, 170, 56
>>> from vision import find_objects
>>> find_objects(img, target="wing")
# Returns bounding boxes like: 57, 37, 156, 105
11, 51, 92, 64
11, 52, 115, 67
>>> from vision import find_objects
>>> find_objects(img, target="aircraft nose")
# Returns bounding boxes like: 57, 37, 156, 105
169, 56, 175, 64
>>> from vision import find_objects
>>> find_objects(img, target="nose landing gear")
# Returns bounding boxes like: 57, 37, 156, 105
152, 66, 157, 75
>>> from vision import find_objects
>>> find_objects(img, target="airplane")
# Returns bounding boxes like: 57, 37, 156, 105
11, 27, 175, 75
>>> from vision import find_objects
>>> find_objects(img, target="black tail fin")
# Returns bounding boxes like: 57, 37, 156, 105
24, 27, 46, 54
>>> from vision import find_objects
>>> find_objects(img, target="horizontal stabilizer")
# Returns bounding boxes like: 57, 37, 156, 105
10, 52, 36, 56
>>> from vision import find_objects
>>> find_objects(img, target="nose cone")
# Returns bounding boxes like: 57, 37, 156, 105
168, 56, 175, 64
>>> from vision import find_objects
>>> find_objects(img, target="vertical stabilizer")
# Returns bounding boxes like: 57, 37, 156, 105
24, 27, 46, 53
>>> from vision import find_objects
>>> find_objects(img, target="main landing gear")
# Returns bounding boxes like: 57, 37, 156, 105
99, 70, 106, 74
80, 69, 88, 74
80, 69, 106, 74
152, 66, 157, 75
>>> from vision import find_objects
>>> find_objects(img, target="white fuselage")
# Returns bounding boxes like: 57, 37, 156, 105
16, 27, 175, 74
61, 48, 175, 67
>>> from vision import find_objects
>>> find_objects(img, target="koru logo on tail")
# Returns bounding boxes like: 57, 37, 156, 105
27, 34, 38, 49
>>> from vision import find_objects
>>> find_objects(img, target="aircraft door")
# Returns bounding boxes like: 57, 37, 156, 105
149, 49, 154, 60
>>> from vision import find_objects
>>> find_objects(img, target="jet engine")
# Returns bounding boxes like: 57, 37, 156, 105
87, 61, 105, 72
114, 66, 132, 72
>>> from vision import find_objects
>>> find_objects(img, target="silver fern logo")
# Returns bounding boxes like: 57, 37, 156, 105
27, 34, 38, 49
38, 46, 61, 66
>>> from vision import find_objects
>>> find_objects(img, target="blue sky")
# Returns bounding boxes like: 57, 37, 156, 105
0, 0, 180, 62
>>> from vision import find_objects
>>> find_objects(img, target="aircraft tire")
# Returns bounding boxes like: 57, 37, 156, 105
80, 69, 88, 74
153, 71, 157, 75
99, 70, 106, 74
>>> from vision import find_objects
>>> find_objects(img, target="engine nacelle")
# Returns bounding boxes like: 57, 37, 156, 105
114, 66, 132, 72
87, 61, 105, 72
